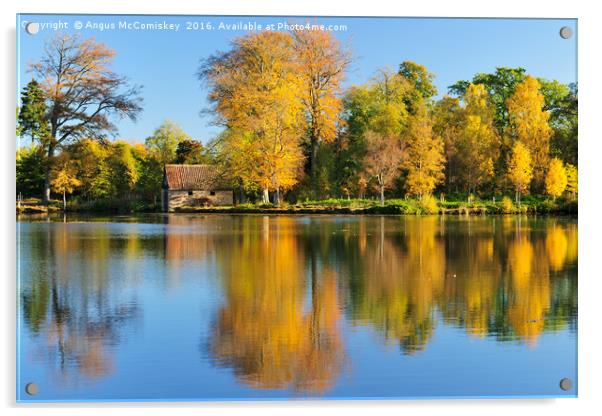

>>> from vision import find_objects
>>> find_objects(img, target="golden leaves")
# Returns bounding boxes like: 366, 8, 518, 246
545, 158, 568, 199
507, 141, 533, 199
506, 76, 552, 183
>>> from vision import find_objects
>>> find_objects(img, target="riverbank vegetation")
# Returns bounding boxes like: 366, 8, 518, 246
17, 31, 578, 214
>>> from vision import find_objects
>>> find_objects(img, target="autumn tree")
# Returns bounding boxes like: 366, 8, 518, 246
200, 31, 306, 205
507, 142, 533, 205
449, 68, 575, 187
145, 120, 190, 167
25, 33, 142, 202
51, 161, 81, 210
291, 29, 351, 197
403, 105, 445, 199
66, 139, 111, 201
506, 76, 552, 186
449, 67, 528, 134
340, 71, 407, 197
431, 95, 463, 193
364, 131, 404, 206
346, 69, 410, 202
545, 158, 567, 200
455, 84, 499, 194
565, 163, 578, 199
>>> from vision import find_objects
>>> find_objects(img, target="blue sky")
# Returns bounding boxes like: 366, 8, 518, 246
17, 15, 577, 144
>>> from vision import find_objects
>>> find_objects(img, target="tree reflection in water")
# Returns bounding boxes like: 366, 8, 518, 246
19, 215, 577, 393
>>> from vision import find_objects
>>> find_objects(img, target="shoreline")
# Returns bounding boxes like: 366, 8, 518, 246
16, 205, 578, 218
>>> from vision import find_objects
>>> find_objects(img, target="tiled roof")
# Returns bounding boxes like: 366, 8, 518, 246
164, 164, 229, 190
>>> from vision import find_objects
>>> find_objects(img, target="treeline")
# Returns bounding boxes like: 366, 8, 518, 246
200, 31, 578, 206
17, 32, 578, 211
17, 119, 211, 210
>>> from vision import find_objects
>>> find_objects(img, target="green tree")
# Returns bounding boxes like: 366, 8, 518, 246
17, 79, 49, 143
565, 163, 578, 199
175, 138, 208, 164
398, 61, 437, 113
132, 145, 163, 204
106, 141, 138, 199
548, 83, 578, 166
16, 145, 46, 198
341, 69, 409, 199
146, 120, 191, 167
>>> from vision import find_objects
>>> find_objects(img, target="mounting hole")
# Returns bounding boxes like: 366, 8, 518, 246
25, 382, 39, 396
559, 26, 573, 39
25, 22, 39, 35
559, 378, 573, 391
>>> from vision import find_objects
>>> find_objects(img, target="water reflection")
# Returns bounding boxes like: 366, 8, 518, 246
210, 217, 344, 392
18, 215, 577, 396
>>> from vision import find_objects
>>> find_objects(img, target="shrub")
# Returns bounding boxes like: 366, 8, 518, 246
501, 196, 515, 214
418, 194, 439, 214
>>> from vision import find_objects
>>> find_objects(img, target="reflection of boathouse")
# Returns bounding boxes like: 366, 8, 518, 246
161, 164, 233, 211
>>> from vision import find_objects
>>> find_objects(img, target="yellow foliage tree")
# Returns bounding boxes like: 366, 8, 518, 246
292, 29, 351, 197
507, 141, 533, 205
545, 158, 567, 200
565, 163, 578, 199
51, 164, 81, 210
506, 76, 552, 185
403, 104, 445, 199
201, 31, 305, 205
457, 83, 499, 193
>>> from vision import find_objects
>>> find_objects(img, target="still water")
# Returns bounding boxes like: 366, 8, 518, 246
17, 214, 577, 401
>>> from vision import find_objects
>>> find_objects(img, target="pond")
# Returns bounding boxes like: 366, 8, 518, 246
16, 214, 577, 401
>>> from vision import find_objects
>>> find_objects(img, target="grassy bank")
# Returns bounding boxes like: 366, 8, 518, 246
174, 196, 577, 216
17, 196, 578, 216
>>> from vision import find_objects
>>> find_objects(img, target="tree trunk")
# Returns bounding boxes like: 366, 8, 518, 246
262, 188, 270, 204
310, 137, 318, 199
238, 185, 245, 205
62, 191, 66, 211
43, 144, 55, 203
275, 187, 281, 207
380, 186, 385, 206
